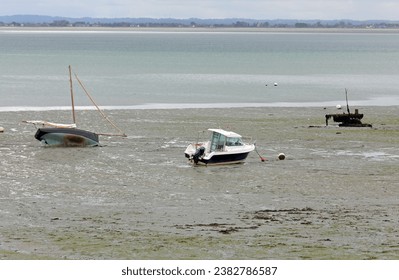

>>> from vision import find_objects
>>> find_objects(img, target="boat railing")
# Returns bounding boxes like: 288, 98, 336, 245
241, 136, 253, 144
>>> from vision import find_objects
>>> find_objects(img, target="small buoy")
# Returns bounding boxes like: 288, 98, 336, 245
336, 104, 342, 109
0, 127, 4, 133
274, 82, 278, 86
278, 153, 285, 160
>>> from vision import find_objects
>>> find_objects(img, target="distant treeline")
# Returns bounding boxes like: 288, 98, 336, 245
1, 16, 399, 29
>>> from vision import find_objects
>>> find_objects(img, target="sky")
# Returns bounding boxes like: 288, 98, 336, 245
2, 0, 399, 20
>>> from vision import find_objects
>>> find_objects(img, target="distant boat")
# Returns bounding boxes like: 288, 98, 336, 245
25, 66, 126, 147
325, 89, 372, 127
184, 129, 255, 165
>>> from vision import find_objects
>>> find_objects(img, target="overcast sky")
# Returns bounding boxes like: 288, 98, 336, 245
2, 0, 399, 20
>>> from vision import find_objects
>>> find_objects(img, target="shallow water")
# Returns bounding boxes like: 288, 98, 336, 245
1, 106, 399, 259
2, 30, 399, 107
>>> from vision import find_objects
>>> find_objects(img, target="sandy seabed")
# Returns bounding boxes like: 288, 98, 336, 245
1, 106, 398, 259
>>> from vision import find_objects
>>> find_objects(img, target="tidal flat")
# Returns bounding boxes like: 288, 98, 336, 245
1, 106, 398, 259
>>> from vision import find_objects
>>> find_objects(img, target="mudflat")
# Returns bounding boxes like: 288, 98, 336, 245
1, 106, 398, 259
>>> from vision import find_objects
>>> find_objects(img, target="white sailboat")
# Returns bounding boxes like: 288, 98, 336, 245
25, 66, 126, 147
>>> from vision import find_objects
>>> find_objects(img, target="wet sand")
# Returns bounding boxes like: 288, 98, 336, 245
1, 106, 398, 259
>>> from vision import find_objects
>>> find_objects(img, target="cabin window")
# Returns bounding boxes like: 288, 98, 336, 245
226, 137, 243, 146
210, 132, 226, 152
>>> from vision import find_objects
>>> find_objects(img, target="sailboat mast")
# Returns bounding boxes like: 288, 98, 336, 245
345, 88, 351, 115
69, 65, 76, 124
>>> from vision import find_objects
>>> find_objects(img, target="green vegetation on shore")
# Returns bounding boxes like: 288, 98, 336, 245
1, 15, 399, 29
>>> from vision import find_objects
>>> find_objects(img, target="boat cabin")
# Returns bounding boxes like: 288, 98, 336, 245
208, 129, 244, 152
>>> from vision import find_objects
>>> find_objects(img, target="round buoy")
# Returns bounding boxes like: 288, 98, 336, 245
278, 153, 285, 160
0, 127, 4, 133
336, 104, 342, 109
274, 82, 278, 86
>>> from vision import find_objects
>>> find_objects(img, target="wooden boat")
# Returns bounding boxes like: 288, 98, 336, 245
325, 108, 366, 126
184, 129, 255, 165
325, 89, 372, 127
25, 66, 126, 147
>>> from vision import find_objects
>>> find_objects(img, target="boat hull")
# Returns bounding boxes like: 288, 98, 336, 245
200, 151, 251, 165
184, 143, 254, 166
185, 151, 252, 165
35, 128, 99, 147
184, 129, 255, 166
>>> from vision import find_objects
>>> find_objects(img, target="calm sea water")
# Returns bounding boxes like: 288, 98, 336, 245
1, 29, 399, 109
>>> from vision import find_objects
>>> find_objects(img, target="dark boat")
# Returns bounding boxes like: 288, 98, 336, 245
325, 108, 367, 126
325, 89, 372, 127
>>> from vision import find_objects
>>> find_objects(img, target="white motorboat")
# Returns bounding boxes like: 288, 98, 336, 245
184, 129, 255, 165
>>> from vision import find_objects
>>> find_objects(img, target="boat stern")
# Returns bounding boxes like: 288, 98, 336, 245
184, 142, 209, 163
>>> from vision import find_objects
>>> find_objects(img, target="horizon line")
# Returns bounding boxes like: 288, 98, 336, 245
1, 14, 399, 22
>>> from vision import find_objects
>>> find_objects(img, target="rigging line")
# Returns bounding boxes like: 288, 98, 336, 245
73, 72, 127, 137
69, 65, 76, 124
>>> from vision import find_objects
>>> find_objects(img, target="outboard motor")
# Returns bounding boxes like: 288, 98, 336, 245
193, 146, 205, 164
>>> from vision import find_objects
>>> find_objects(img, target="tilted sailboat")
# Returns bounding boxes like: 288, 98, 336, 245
25, 66, 126, 147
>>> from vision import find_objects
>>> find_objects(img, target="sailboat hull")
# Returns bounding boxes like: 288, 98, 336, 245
35, 128, 99, 147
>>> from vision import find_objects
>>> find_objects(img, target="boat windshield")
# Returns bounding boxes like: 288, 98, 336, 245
226, 137, 243, 146
210, 132, 226, 152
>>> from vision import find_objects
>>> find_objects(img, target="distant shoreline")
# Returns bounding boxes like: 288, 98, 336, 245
2, 26, 399, 34
2, 99, 399, 112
